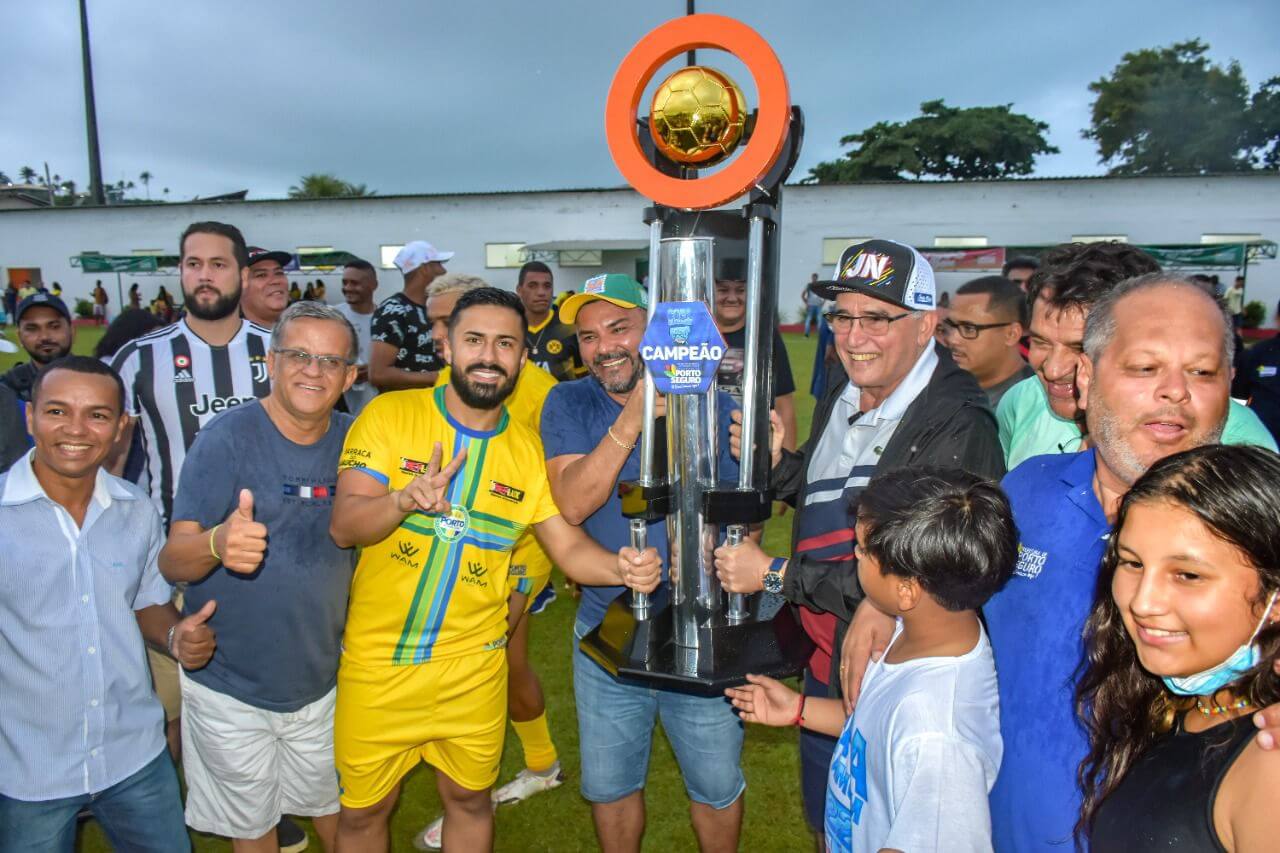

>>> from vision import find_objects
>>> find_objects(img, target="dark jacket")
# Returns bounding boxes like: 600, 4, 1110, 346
0, 362, 38, 403
0, 382, 29, 473
774, 344, 1006, 695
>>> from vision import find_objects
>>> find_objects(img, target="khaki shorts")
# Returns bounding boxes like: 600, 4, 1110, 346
148, 647, 181, 722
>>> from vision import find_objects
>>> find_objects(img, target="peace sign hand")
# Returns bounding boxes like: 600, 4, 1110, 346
395, 442, 467, 515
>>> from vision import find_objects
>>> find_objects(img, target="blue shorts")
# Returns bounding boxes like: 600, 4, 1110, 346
572, 618, 746, 808
800, 670, 839, 832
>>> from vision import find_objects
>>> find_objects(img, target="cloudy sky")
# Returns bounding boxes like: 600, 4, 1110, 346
3, 0, 1276, 201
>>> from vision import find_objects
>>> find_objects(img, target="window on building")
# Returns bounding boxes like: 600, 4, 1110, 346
933, 236, 988, 248
486, 243, 526, 268
1202, 233, 1263, 244
380, 244, 404, 269
822, 238, 872, 265
1071, 235, 1128, 243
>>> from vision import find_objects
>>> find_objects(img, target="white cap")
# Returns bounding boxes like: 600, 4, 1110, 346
394, 241, 455, 275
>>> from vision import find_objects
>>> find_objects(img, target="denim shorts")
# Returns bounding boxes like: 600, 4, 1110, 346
572, 619, 746, 808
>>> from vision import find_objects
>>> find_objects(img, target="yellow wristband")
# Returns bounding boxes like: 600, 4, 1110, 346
209, 524, 222, 561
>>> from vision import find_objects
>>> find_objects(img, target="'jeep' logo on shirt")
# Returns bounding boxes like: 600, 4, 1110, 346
434, 505, 470, 542
190, 394, 256, 417
1015, 543, 1048, 579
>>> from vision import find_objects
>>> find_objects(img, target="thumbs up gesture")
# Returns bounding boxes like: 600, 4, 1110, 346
172, 599, 218, 670
215, 489, 268, 574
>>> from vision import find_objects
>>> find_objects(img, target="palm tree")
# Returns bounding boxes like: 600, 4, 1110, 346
288, 173, 375, 198
139, 170, 152, 198
19, 166, 37, 184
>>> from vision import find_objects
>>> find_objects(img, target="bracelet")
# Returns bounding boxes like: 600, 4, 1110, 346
166, 624, 178, 658
208, 524, 222, 561
791, 693, 807, 726
607, 425, 637, 451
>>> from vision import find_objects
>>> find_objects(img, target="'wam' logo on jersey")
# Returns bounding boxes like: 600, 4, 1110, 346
433, 505, 470, 542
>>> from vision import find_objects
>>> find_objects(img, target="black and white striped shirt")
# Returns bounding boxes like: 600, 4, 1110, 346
111, 318, 272, 522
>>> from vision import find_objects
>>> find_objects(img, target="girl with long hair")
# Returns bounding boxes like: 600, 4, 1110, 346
1076, 444, 1280, 850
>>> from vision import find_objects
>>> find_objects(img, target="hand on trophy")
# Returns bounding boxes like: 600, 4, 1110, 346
616, 373, 666, 442
616, 545, 662, 594
727, 409, 784, 468
713, 537, 768, 593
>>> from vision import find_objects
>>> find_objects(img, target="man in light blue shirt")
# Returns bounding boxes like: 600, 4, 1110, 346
0, 356, 216, 852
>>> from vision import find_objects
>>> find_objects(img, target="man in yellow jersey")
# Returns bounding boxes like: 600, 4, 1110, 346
516, 262, 585, 382
412, 274, 564, 851
329, 287, 660, 852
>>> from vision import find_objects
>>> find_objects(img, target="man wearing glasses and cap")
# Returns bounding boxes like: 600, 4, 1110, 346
712, 238, 1005, 844
369, 241, 453, 392
938, 275, 1033, 409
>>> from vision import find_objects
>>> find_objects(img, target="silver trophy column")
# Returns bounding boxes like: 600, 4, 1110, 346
658, 237, 727, 674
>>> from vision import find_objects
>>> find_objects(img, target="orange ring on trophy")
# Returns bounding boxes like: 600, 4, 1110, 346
605, 14, 791, 211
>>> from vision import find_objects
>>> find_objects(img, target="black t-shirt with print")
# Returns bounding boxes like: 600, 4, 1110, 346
716, 327, 795, 405
369, 292, 442, 374
526, 315, 584, 383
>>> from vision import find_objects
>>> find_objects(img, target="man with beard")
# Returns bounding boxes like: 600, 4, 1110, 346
1, 291, 74, 401
411, 274, 564, 851
516, 261, 584, 382
335, 258, 380, 415
241, 246, 293, 329
996, 242, 1275, 468
839, 273, 1280, 851
330, 287, 658, 852
541, 274, 748, 853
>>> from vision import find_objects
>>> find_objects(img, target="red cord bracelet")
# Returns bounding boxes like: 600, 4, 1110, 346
792, 693, 807, 726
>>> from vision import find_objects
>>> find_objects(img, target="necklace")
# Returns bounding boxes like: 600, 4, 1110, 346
1195, 695, 1253, 716
527, 315, 554, 357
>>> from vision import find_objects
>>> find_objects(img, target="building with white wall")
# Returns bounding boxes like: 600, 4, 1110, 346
2, 172, 1276, 320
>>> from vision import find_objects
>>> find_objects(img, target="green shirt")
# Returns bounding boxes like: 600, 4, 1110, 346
996, 375, 1277, 470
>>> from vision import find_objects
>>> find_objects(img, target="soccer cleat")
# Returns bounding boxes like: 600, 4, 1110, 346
277, 816, 308, 852
492, 765, 565, 806
412, 816, 444, 851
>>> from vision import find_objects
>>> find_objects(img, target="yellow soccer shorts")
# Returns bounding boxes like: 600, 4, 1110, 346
334, 648, 508, 807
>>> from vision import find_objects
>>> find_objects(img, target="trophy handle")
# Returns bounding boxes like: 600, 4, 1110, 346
630, 517, 651, 621
725, 524, 749, 623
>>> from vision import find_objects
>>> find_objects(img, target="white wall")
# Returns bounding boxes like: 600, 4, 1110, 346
2, 174, 1277, 320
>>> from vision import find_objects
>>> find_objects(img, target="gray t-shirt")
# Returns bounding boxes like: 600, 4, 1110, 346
172, 400, 354, 712
984, 363, 1034, 411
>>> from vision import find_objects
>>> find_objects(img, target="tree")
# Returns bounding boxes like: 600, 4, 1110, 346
1085, 40, 1280, 174
805, 99, 1058, 183
18, 166, 37, 184
0, 171, 9, 185
287, 173, 375, 198
139, 170, 153, 198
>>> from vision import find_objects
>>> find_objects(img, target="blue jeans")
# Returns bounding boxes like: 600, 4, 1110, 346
0, 749, 189, 853
572, 619, 746, 808
803, 304, 822, 335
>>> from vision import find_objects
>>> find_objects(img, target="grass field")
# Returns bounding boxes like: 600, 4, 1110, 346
4, 323, 823, 851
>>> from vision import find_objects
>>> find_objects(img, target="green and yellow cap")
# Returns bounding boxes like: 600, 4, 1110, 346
558, 273, 648, 325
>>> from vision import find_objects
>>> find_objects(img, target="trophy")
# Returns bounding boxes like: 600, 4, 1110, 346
579, 14, 813, 694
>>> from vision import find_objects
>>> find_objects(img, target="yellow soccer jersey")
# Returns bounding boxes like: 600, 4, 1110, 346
338, 386, 560, 667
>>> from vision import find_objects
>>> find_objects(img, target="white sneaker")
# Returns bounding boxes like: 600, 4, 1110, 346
412, 816, 444, 851
492, 764, 565, 806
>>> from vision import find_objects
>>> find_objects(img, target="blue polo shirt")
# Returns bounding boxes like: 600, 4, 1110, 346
541, 376, 739, 630
984, 449, 1109, 852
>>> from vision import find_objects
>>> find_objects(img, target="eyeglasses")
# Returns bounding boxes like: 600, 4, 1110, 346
940, 318, 1013, 340
823, 310, 914, 336
272, 348, 353, 373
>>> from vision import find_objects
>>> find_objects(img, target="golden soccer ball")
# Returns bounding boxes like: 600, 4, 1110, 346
649, 66, 748, 167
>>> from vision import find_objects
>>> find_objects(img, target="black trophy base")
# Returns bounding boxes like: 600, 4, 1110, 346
578, 592, 813, 696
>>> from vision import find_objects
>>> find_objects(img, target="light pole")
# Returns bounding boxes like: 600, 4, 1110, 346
79, 0, 106, 205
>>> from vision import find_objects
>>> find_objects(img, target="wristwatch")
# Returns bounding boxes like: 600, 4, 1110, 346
762, 558, 787, 594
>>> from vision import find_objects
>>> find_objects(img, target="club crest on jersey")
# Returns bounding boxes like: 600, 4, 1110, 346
251, 359, 268, 384
546, 339, 563, 355
840, 250, 895, 288
434, 505, 470, 542
489, 480, 525, 503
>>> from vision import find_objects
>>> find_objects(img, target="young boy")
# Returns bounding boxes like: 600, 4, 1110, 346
726, 468, 1017, 852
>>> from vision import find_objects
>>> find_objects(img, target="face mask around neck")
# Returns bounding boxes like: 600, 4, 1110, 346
1162, 589, 1279, 697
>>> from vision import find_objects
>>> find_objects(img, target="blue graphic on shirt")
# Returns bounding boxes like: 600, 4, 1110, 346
825, 722, 868, 852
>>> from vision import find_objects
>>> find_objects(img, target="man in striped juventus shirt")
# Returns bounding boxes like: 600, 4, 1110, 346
111, 221, 272, 524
